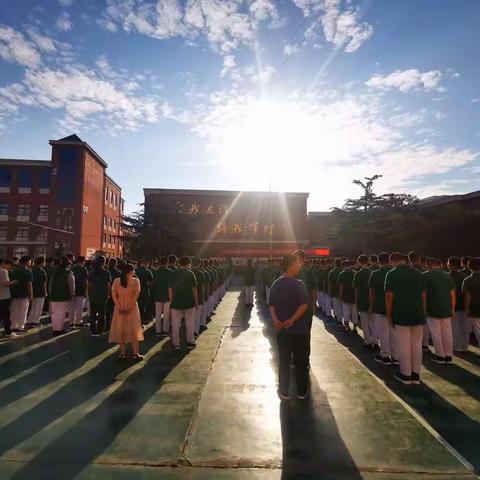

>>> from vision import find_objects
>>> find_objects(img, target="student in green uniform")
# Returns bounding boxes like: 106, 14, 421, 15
42, 257, 54, 314
0, 259, 17, 338
88, 255, 111, 336
354, 255, 376, 347
26, 257, 47, 327
369, 255, 379, 271
328, 258, 343, 324
448, 257, 469, 351
461, 256, 472, 277
70, 256, 89, 328
244, 258, 256, 307
153, 256, 172, 337
385, 252, 426, 384
49, 257, 75, 335
168, 255, 178, 270
10, 256, 33, 332
191, 257, 206, 336
463, 257, 480, 347
136, 259, 153, 325
322, 259, 334, 318
338, 260, 357, 334
423, 258, 456, 363
169, 256, 198, 350
369, 252, 396, 364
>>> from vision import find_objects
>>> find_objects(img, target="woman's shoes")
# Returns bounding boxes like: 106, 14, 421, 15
133, 354, 144, 361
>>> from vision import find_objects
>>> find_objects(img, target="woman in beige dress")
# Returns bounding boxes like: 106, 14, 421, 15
109, 263, 144, 360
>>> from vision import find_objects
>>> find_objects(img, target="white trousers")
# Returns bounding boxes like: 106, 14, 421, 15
10, 298, 30, 330
427, 317, 453, 358
194, 305, 203, 334
332, 297, 342, 322
68, 296, 85, 325
27, 297, 45, 325
470, 317, 480, 345
200, 303, 208, 327
155, 301, 171, 333
375, 314, 398, 359
324, 293, 332, 317
51, 301, 68, 331
359, 311, 374, 345
452, 311, 471, 351
342, 302, 357, 326
395, 324, 424, 376
171, 308, 195, 347
245, 286, 254, 305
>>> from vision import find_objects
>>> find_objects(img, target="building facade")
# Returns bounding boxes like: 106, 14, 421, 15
0, 134, 124, 259
144, 188, 311, 257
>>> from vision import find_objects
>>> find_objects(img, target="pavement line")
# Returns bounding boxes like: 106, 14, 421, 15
318, 319, 475, 473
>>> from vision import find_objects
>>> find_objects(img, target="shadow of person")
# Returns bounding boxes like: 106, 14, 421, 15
230, 298, 252, 338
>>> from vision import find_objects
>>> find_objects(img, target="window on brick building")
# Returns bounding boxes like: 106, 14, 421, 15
38, 205, 49, 218
13, 246, 29, 257
110, 191, 114, 204
17, 205, 30, 217
112, 236, 116, 245
19, 168, 32, 190
103, 233, 107, 245
0, 204, 9, 216
0, 168, 11, 189
0, 229, 6, 241
114, 193, 117, 208
105, 187, 109, 202
37, 229, 47, 241
104, 215, 108, 226
16, 227, 29, 241
40, 169, 50, 190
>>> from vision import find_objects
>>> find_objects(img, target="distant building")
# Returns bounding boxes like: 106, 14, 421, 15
0, 134, 124, 259
144, 188, 310, 257
418, 190, 480, 211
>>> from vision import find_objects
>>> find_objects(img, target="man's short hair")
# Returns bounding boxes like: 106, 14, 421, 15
408, 251, 420, 263
426, 257, 440, 268
109, 258, 117, 267
369, 255, 378, 263
469, 257, 480, 271
358, 255, 369, 265
179, 256, 191, 267
19, 256, 31, 265
77, 256, 85, 263
281, 255, 298, 272
159, 256, 168, 265
34, 256, 45, 265
168, 254, 178, 264
390, 252, 405, 263
448, 256, 461, 269
334, 258, 342, 267
378, 252, 390, 264
192, 256, 201, 266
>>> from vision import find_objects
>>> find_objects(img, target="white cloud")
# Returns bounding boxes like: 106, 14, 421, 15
292, 0, 373, 52
27, 31, 57, 52
471, 97, 480, 103
0, 25, 41, 68
56, 12, 73, 31
249, 0, 281, 26
220, 55, 239, 79
366, 69, 445, 93
283, 43, 298, 56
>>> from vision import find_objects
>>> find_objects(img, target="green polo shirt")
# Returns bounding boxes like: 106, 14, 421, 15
32, 266, 47, 298
244, 266, 255, 286
298, 266, 317, 311
322, 267, 332, 292
169, 268, 197, 310
328, 267, 342, 298
270, 267, 282, 286
338, 269, 355, 304
353, 267, 371, 312
71, 264, 89, 297
462, 272, 480, 318
10, 265, 33, 299
423, 269, 456, 319
135, 266, 153, 300
152, 266, 172, 303
88, 268, 111, 302
192, 268, 206, 305
50, 269, 73, 302
449, 270, 466, 312
385, 265, 426, 326
368, 266, 390, 315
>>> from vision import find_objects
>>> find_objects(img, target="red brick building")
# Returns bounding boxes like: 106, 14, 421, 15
0, 134, 124, 259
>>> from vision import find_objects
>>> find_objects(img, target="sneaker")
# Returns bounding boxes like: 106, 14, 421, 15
187, 342, 196, 350
391, 357, 400, 365
3, 333, 17, 339
277, 390, 290, 401
91, 333, 100, 337
394, 372, 412, 385
173, 346, 181, 351
375, 355, 391, 365
155, 332, 163, 338
297, 390, 309, 400
411, 372, 421, 385
422, 345, 430, 352
372, 343, 381, 351
445, 356, 453, 364
430, 354, 446, 364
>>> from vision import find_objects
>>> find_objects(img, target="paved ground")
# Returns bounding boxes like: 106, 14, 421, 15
0, 281, 478, 479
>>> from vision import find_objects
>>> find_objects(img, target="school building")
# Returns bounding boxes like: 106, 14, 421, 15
0, 134, 124, 260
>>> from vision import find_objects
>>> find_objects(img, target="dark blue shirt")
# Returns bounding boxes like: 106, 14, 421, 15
269, 276, 309, 335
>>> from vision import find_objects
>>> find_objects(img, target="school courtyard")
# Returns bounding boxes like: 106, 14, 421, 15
0, 281, 479, 480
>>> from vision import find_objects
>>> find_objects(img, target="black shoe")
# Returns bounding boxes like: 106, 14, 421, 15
187, 342, 196, 350
200, 325, 208, 332
422, 345, 430, 352
297, 390, 309, 400
394, 372, 412, 384
375, 355, 391, 365
372, 343, 381, 351
430, 354, 446, 364
411, 372, 421, 385
445, 356, 453, 364
155, 332, 163, 338
173, 345, 181, 351
277, 389, 290, 401
391, 357, 400, 365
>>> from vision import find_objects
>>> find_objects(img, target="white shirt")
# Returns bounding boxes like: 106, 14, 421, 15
0, 268, 11, 301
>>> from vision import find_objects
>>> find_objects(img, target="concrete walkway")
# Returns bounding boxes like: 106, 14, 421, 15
0, 282, 477, 479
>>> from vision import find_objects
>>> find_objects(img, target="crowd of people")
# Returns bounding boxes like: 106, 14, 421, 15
0, 254, 233, 358
249, 251, 480, 398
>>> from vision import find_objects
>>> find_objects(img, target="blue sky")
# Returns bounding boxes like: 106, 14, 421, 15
1, 0, 479, 214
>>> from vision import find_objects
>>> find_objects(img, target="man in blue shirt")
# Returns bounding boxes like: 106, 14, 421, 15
269, 255, 310, 401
